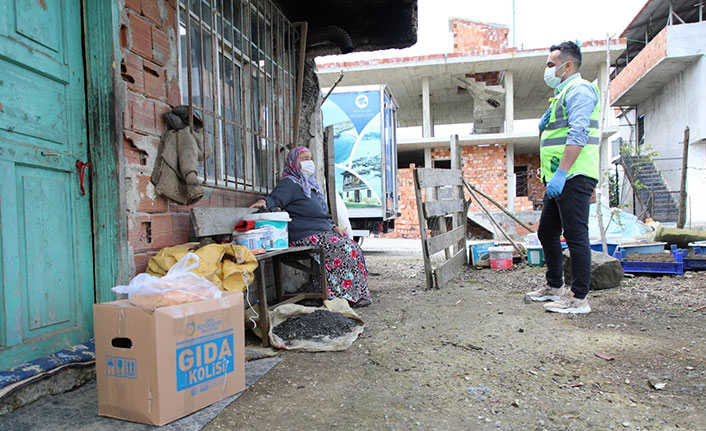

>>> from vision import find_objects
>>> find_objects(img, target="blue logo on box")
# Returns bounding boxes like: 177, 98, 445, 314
106, 355, 137, 379
176, 331, 234, 392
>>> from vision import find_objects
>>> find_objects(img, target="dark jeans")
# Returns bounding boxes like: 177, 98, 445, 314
537, 175, 597, 299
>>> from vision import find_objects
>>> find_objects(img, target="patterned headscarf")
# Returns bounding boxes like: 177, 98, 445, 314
282, 146, 324, 199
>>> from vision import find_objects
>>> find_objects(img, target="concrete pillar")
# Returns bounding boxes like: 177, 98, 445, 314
506, 143, 515, 210
422, 76, 433, 138
504, 70, 514, 133
424, 148, 432, 168
597, 61, 611, 204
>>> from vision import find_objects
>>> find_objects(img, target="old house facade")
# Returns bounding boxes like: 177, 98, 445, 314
0, 0, 416, 369
611, 0, 706, 227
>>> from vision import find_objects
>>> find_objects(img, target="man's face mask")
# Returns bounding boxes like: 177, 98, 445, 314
544, 61, 568, 89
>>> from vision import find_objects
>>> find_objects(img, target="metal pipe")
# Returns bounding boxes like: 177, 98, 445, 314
321, 70, 344, 104
185, 0, 193, 132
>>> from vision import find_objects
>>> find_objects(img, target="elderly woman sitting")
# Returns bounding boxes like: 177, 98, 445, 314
250, 146, 372, 307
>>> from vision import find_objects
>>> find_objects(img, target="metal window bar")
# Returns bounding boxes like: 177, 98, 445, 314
177, 0, 296, 194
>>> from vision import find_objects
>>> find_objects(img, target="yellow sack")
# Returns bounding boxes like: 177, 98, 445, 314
147, 243, 258, 292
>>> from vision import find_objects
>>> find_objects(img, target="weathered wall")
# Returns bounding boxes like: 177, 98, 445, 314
637, 54, 706, 227
119, 0, 262, 275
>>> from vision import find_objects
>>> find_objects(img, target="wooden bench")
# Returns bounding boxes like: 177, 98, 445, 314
252, 246, 327, 347
190, 208, 327, 346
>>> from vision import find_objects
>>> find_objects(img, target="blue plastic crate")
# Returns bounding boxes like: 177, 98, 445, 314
615, 248, 685, 275
590, 242, 619, 256
688, 242, 706, 255
678, 245, 706, 270
684, 258, 706, 270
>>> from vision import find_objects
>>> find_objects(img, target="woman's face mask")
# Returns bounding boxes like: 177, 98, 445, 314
544, 62, 567, 89
299, 160, 315, 177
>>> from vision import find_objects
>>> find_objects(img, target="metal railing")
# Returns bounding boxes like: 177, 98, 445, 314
178, 0, 298, 194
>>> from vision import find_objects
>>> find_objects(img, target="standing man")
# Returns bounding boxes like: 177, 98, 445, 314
525, 41, 600, 314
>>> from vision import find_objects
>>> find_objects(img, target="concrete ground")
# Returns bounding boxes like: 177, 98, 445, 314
207, 245, 706, 431
3, 239, 705, 431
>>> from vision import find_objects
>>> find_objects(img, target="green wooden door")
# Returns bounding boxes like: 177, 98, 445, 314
0, 0, 94, 369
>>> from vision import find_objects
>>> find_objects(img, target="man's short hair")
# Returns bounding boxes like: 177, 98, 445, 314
550, 41, 582, 69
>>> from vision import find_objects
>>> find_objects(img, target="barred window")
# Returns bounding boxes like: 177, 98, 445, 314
178, 0, 298, 193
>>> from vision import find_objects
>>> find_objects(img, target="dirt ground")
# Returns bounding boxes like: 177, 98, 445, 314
207, 251, 706, 431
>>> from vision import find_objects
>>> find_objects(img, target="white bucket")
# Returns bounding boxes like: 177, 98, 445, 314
232, 228, 268, 250
243, 212, 291, 250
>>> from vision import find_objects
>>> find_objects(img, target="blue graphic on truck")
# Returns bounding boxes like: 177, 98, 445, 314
176, 330, 234, 392
321, 85, 399, 237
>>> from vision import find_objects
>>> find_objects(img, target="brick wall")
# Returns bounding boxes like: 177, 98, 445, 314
514, 153, 543, 209
386, 166, 419, 238
120, 0, 258, 275
383, 144, 539, 239
610, 28, 668, 103
450, 18, 509, 54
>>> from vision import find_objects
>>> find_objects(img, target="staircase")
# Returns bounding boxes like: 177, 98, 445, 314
619, 153, 680, 223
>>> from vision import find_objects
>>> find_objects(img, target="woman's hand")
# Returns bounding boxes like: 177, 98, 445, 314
249, 199, 267, 209
333, 226, 347, 237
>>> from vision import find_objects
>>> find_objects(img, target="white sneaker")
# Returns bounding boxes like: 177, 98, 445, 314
544, 291, 591, 314
525, 285, 566, 302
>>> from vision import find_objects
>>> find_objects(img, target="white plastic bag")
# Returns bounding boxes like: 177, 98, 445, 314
112, 253, 222, 308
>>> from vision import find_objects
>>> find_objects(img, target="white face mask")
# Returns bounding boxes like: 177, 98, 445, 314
300, 160, 315, 177
543, 62, 567, 89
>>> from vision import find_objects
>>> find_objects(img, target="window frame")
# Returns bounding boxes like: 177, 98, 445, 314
176, 0, 298, 194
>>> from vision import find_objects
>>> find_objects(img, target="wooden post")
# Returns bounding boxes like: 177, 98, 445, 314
413, 169, 434, 290
678, 126, 689, 228
292, 22, 308, 148
323, 126, 338, 226
450, 134, 464, 256
464, 180, 535, 233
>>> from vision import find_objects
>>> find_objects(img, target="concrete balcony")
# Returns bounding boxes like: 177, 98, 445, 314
611, 21, 706, 106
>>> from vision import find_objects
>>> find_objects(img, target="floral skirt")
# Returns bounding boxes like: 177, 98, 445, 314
290, 230, 372, 307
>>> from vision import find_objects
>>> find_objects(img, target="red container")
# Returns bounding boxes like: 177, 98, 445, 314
489, 246, 513, 270
490, 258, 513, 270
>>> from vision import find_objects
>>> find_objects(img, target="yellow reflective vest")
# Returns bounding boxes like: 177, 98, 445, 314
540, 77, 601, 182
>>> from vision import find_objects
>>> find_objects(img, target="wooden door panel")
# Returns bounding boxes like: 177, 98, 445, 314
0, 0, 93, 369
14, 0, 62, 53
0, 58, 70, 146
18, 166, 74, 334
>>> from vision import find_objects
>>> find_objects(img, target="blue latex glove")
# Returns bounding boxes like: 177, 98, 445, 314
538, 107, 552, 132
545, 169, 567, 199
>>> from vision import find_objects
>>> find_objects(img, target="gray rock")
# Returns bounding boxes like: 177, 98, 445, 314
563, 249, 623, 291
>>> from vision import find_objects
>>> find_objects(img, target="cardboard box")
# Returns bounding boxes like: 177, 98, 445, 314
94, 292, 245, 426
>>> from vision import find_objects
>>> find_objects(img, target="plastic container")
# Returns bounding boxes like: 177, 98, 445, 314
243, 212, 291, 250
526, 233, 540, 246
469, 242, 495, 267
617, 242, 667, 255
689, 241, 706, 255
590, 242, 619, 256
615, 248, 685, 275
232, 228, 267, 251
526, 245, 545, 266
684, 258, 706, 270
489, 246, 513, 270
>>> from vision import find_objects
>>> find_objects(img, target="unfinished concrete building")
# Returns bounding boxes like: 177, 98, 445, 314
318, 19, 624, 239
